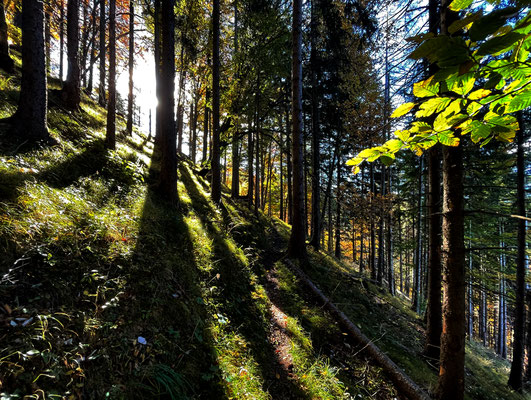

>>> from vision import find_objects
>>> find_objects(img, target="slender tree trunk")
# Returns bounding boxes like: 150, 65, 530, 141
468, 228, 474, 340
63, 0, 81, 110
59, 0, 65, 82
280, 115, 284, 219
0, 0, 14, 72
156, 0, 176, 203
286, 107, 292, 224
11, 0, 48, 141
425, 145, 442, 360
412, 156, 423, 313
309, 0, 321, 250
231, 0, 240, 198
98, 0, 106, 106
203, 89, 210, 163
334, 148, 341, 259
105, 0, 115, 150
191, 97, 198, 163
288, 0, 306, 260
437, 142, 465, 400
377, 165, 386, 283
508, 112, 527, 391
87, 0, 97, 93
126, 1, 134, 136
211, 0, 221, 203
45, 1, 51, 74
387, 167, 395, 295
370, 164, 376, 279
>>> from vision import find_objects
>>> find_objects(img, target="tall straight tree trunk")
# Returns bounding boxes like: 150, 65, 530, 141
156, 0, 176, 203
154, 0, 162, 144
0, 0, 14, 72
288, 0, 306, 260
105, 0, 115, 150
334, 148, 341, 259
425, 145, 442, 360
280, 117, 284, 219
370, 164, 376, 280
80, 0, 89, 87
387, 168, 395, 295
377, 165, 386, 283
98, 0, 106, 106
309, 0, 321, 250
59, 0, 65, 82
467, 227, 474, 340
211, 0, 221, 203
11, 0, 48, 141
286, 107, 292, 224
87, 0, 97, 93
63, 0, 81, 110
412, 156, 423, 313
45, 1, 51, 74
126, 1, 134, 136
191, 97, 198, 163
508, 112, 527, 391
231, 0, 240, 198
437, 142, 465, 400
203, 89, 210, 163
498, 223, 507, 358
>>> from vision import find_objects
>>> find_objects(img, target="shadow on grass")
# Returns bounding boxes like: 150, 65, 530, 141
179, 165, 311, 400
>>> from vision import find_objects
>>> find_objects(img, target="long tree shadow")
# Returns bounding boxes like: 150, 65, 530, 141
179, 165, 312, 400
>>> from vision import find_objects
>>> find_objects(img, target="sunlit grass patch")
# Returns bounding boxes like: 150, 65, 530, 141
212, 330, 270, 400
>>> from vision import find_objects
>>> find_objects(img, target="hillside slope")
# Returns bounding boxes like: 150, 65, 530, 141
0, 67, 528, 400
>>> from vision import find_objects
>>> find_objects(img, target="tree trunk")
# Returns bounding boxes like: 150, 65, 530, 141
508, 112, 527, 391
105, 0, 115, 150
211, 0, 221, 203
280, 117, 284, 220
412, 156, 423, 313
387, 167, 395, 295
286, 107, 292, 224
437, 143, 465, 400
0, 0, 14, 72
425, 145, 442, 360
309, 0, 321, 250
231, 0, 240, 198
126, 1, 134, 136
288, 0, 306, 260
370, 163, 376, 279
11, 0, 48, 141
63, 0, 81, 110
203, 89, 210, 163
156, 0, 177, 203
377, 165, 386, 283
59, 0, 65, 82
45, 1, 51, 74
87, 0, 97, 93
334, 148, 341, 259
98, 0, 106, 106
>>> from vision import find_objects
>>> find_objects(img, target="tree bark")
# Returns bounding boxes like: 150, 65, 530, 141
309, 0, 321, 250
425, 145, 442, 360
231, 0, 240, 198
63, 0, 81, 110
87, 0, 97, 93
0, 0, 14, 72
11, 0, 49, 141
98, 0, 106, 106
105, 0, 115, 150
126, 1, 134, 136
59, 0, 65, 82
288, 0, 306, 260
334, 147, 341, 259
437, 143, 465, 400
211, 0, 221, 203
156, 0, 177, 203
508, 112, 527, 391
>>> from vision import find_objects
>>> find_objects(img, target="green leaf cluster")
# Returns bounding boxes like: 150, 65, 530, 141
348, 4, 531, 171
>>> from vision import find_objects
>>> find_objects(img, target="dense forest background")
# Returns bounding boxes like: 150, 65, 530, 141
0, 0, 529, 399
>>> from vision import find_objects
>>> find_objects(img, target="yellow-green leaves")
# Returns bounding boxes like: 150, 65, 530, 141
413, 77, 440, 98
507, 91, 531, 113
391, 102, 415, 118
448, 0, 472, 12
350, 5, 531, 175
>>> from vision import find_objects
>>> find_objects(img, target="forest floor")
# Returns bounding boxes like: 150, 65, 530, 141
0, 63, 530, 399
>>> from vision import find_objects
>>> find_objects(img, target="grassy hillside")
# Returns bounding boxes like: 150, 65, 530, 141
0, 67, 528, 399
